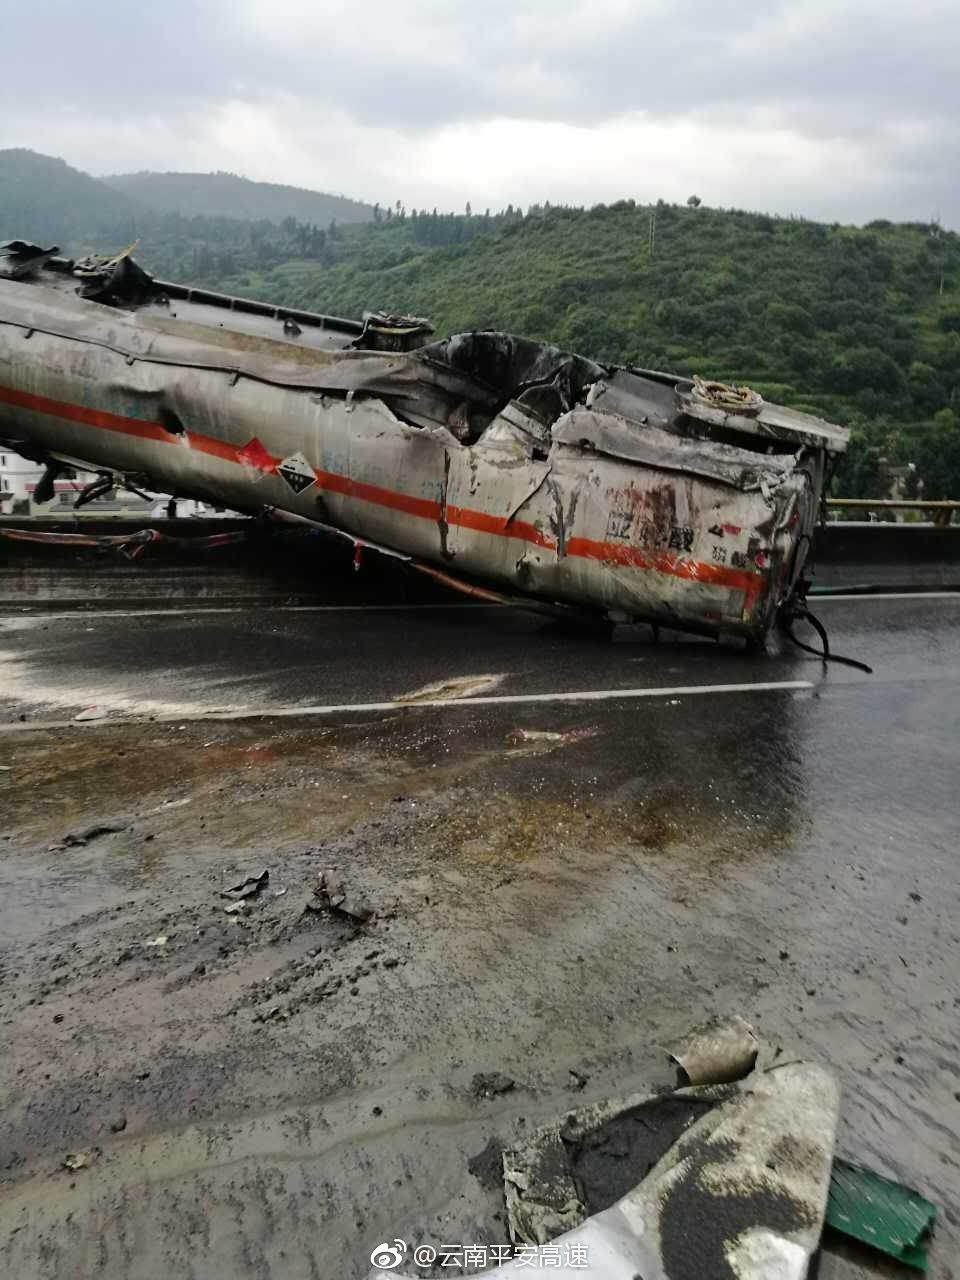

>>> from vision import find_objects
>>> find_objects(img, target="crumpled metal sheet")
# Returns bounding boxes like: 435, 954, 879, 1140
0, 241, 59, 280
370, 1060, 839, 1280
552, 409, 797, 492
606, 1061, 840, 1280
0, 524, 247, 559
677, 384, 847, 452
667, 1013, 760, 1086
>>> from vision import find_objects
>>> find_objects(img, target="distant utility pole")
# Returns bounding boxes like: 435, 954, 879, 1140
648, 210, 656, 258
931, 211, 945, 296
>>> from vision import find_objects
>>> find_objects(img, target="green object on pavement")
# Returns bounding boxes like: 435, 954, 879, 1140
826, 1157, 936, 1270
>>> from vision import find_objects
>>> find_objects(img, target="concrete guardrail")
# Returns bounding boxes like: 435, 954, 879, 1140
0, 516, 957, 607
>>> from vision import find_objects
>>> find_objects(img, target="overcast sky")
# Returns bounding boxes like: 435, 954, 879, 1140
2, 0, 958, 225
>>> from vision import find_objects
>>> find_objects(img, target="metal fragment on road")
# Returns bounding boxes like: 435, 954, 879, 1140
668, 1013, 760, 1086
221, 869, 269, 900
0, 245, 849, 646
505, 726, 599, 755
142, 797, 192, 815
471, 1071, 516, 1100
307, 870, 373, 923
397, 673, 505, 703
61, 820, 128, 848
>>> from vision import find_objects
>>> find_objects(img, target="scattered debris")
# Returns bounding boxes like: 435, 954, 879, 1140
307, 870, 373, 924
503, 1093, 712, 1249
109, 1116, 127, 1134
505, 727, 599, 756
74, 706, 108, 722
223, 901, 248, 916
143, 935, 168, 948
471, 1072, 516, 1100
62, 1152, 91, 1171
826, 1158, 936, 1270
691, 373, 764, 415
467, 1136, 506, 1190
567, 1069, 589, 1091
667, 1013, 759, 1086
221, 869, 269, 901
142, 797, 192, 816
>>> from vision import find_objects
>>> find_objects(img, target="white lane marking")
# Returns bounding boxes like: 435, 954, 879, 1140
0, 680, 814, 733
2, 593, 956, 623
811, 591, 960, 602
206, 680, 816, 718
0, 604, 508, 622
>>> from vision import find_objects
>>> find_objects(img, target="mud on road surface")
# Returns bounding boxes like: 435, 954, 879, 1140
0, 601, 958, 1279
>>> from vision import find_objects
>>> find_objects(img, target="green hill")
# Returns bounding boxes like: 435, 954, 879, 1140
0, 151, 373, 257
104, 170, 373, 227
0, 149, 139, 246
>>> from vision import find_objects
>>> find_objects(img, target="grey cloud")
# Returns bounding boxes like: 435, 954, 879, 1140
241, 2, 960, 141
0, 0, 956, 223
5, 0, 957, 133
2, 0, 248, 110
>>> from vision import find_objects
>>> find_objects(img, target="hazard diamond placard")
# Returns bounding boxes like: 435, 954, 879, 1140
276, 451, 316, 494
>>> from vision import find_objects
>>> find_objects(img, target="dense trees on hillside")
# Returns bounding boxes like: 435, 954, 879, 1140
127, 205, 533, 282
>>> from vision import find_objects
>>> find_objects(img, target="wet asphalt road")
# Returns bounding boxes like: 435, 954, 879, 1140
0, 593, 958, 1279
0, 595, 956, 723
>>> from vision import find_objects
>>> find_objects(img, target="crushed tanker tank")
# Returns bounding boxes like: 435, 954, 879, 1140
0, 239, 848, 642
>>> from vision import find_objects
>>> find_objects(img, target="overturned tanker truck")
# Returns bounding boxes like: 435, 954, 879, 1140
0, 241, 848, 643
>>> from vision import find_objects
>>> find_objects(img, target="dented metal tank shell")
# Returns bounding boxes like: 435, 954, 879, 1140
0, 247, 849, 641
